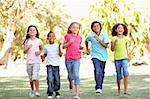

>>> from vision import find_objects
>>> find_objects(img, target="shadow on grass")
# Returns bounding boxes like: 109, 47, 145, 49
0, 74, 149, 99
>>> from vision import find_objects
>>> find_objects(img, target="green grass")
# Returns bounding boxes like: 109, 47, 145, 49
0, 75, 150, 99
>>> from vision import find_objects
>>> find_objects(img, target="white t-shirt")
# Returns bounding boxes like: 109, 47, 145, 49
25, 38, 42, 64
43, 44, 60, 66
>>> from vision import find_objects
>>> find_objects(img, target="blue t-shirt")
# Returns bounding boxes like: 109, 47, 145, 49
85, 32, 110, 61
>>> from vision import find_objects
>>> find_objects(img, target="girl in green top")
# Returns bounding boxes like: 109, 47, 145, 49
111, 23, 130, 96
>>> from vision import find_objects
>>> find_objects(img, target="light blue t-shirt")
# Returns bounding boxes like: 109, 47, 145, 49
85, 32, 110, 61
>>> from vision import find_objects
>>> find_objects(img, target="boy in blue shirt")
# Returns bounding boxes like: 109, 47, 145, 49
85, 21, 110, 95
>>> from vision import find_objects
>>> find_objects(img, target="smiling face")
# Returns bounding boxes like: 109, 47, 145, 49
47, 32, 55, 44
69, 23, 80, 35
28, 26, 37, 37
115, 24, 124, 35
91, 22, 102, 34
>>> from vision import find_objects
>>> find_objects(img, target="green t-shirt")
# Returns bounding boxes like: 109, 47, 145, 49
111, 36, 129, 60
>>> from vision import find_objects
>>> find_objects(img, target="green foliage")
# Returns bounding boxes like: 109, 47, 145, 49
80, 0, 148, 60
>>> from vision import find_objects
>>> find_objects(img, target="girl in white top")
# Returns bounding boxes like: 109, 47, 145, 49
23, 25, 42, 97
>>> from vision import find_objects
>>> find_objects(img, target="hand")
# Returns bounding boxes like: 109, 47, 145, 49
27, 44, 32, 49
41, 55, 45, 62
35, 51, 41, 56
69, 38, 74, 43
85, 49, 90, 55
94, 35, 99, 41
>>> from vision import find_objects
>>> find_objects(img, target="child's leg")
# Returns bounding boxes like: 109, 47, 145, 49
115, 60, 122, 96
75, 84, 80, 96
73, 60, 80, 96
30, 81, 34, 90
122, 58, 129, 94
65, 60, 74, 90
32, 64, 40, 92
53, 66, 60, 92
117, 80, 121, 96
124, 76, 128, 94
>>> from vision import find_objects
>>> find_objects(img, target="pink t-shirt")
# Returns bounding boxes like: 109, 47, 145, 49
64, 34, 82, 60
25, 38, 42, 64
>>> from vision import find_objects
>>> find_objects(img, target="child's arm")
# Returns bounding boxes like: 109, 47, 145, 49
41, 53, 47, 62
58, 43, 62, 57
35, 45, 43, 56
85, 41, 90, 55
111, 39, 117, 51
62, 38, 74, 49
94, 35, 109, 48
24, 44, 32, 54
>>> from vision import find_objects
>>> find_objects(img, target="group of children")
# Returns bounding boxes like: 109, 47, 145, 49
23, 21, 130, 99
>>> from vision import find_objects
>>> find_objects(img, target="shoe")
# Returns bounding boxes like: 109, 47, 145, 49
95, 89, 102, 95
48, 92, 53, 99
55, 92, 61, 98
96, 89, 102, 93
74, 95, 80, 99
35, 91, 40, 97
28, 91, 35, 97
124, 93, 131, 97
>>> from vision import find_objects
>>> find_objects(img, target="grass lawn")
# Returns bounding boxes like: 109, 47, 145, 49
0, 74, 149, 99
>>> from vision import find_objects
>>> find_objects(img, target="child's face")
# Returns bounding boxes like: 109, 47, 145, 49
92, 23, 101, 33
28, 27, 37, 37
70, 23, 80, 34
47, 33, 55, 43
115, 25, 124, 35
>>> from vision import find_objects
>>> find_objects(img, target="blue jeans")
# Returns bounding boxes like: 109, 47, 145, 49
92, 58, 106, 90
46, 65, 60, 94
65, 59, 80, 85
115, 58, 129, 80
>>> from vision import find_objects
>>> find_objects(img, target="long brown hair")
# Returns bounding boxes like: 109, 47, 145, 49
111, 23, 128, 36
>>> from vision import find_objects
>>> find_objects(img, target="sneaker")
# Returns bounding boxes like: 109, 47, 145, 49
55, 92, 61, 98
74, 95, 80, 99
95, 89, 102, 95
28, 91, 35, 97
35, 91, 40, 97
48, 92, 53, 99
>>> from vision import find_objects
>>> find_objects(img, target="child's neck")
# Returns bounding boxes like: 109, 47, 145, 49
72, 33, 77, 36
30, 36, 36, 40
96, 31, 100, 36
49, 42, 54, 44
117, 34, 123, 38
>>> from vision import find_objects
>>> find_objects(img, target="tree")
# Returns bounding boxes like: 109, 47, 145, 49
80, 0, 148, 60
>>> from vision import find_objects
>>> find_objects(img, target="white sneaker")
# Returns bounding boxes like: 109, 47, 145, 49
28, 91, 35, 97
95, 89, 102, 95
35, 91, 40, 97
48, 96, 53, 99
74, 96, 80, 99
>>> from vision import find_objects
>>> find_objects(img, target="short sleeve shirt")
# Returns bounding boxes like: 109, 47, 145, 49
85, 32, 110, 61
64, 34, 82, 60
43, 44, 60, 66
111, 36, 129, 60
25, 38, 42, 64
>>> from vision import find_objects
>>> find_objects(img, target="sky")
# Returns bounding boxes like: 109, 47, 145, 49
56, 0, 150, 22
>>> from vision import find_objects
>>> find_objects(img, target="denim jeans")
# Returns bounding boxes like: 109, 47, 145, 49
65, 59, 80, 85
115, 58, 129, 80
46, 65, 60, 94
92, 58, 106, 90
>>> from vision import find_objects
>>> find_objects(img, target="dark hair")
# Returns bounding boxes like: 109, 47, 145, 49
91, 21, 102, 32
67, 22, 81, 34
23, 25, 39, 44
111, 23, 128, 36
47, 31, 54, 37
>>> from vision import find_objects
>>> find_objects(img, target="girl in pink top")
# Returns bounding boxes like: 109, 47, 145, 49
63, 22, 83, 99
23, 25, 42, 97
